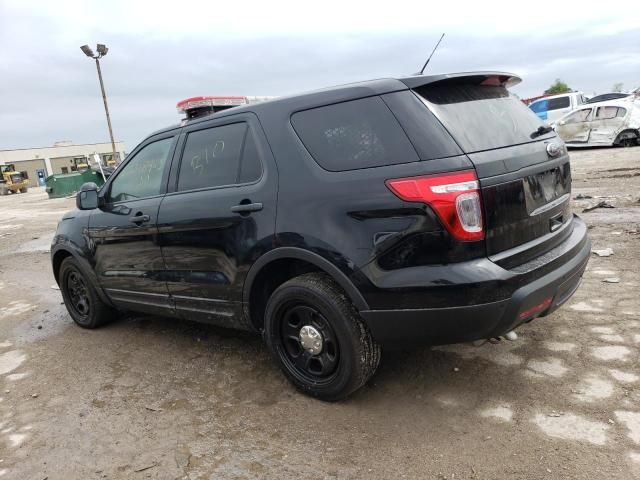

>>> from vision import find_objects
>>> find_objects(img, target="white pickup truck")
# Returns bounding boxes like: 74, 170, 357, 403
528, 92, 586, 124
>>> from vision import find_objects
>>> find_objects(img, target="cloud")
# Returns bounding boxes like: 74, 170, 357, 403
1, 0, 639, 150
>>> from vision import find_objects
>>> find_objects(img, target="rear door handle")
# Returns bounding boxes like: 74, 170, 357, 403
129, 214, 150, 224
230, 202, 263, 214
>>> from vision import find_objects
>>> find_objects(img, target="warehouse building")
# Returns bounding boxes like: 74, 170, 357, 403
0, 141, 126, 187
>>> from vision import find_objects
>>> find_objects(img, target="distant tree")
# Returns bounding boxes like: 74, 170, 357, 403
544, 78, 571, 95
612, 82, 624, 93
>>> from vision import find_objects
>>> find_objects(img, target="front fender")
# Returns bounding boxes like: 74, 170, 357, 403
51, 211, 114, 307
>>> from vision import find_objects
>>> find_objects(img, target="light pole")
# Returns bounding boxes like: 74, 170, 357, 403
80, 43, 118, 165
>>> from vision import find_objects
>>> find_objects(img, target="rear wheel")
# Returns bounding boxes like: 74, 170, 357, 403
615, 130, 639, 148
59, 257, 115, 328
264, 273, 380, 401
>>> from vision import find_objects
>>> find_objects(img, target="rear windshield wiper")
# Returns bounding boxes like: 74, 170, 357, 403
530, 125, 554, 139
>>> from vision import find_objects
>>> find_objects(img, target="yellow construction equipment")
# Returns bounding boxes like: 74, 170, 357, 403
0, 164, 29, 195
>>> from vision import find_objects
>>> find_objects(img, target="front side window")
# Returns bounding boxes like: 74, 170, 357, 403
564, 108, 593, 124
547, 96, 571, 110
616, 107, 627, 118
177, 122, 262, 191
109, 137, 173, 202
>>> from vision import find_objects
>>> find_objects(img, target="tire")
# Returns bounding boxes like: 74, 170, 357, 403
264, 272, 381, 401
19, 187, 27, 193
615, 130, 639, 148
59, 256, 115, 328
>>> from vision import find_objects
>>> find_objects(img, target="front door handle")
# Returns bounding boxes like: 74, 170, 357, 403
230, 202, 263, 214
129, 214, 150, 224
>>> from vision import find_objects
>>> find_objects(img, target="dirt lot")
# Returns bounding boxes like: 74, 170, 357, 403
0, 147, 639, 480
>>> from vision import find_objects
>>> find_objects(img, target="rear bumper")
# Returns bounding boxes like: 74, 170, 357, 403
359, 215, 590, 349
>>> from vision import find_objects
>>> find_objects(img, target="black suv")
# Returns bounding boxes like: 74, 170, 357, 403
52, 72, 590, 400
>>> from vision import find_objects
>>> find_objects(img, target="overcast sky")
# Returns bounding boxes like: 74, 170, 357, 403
1, 0, 639, 152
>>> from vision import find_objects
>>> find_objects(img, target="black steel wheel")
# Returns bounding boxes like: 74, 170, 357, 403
59, 257, 115, 328
264, 272, 381, 401
277, 303, 340, 385
66, 269, 91, 319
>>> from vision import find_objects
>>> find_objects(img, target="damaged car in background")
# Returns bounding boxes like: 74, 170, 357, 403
555, 97, 640, 147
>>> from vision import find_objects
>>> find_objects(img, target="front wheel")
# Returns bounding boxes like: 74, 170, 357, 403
59, 257, 115, 328
264, 273, 381, 401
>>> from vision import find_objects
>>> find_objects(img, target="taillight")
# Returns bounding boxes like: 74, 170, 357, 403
385, 170, 484, 241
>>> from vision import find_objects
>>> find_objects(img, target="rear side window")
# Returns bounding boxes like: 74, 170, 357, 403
595, 106, 625, 120
291, 96, 419, 171
547, 96, 570, 110
177, 123, 262, 191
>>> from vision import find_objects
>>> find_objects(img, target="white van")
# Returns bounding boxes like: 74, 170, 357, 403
528, 92, 586, 124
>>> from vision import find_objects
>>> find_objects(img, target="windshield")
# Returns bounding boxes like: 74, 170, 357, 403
414, 83, 554, 152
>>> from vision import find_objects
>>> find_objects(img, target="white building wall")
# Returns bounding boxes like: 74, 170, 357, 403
0, 142, 126, 166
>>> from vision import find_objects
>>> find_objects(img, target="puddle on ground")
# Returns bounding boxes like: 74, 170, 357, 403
609, 369, 639, 383
570, 302, 603, 313
533, 413, 609, 445
527, 358, 568, 377
593, 270, 617, 276
591, 346, 632, 362
573, 375, 614, 402
14, 235, 54, 254
543, 341, 576, 352
599, 334, 625, 343
615, 411, 640, 445
591, 326, 615, 334
0, 350, 26, 375
0, 302, 33, 318
8, 433, 27, 447
479, 404, 513, 422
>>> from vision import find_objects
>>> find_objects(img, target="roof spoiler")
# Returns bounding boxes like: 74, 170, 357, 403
400, 72, 522, 90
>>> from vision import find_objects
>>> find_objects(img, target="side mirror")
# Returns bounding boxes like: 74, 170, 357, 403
76, 182, 99, 210
558, 120, 566, 126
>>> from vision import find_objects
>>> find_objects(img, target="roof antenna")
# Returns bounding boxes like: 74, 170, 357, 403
417, 33, 445, 75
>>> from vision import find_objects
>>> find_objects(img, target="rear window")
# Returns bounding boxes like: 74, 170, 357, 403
291, 96, 419, 171
547, 96, 570, 110
415, 83, 552, 153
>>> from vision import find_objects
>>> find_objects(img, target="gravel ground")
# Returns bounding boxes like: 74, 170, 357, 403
0, 147, 639, 480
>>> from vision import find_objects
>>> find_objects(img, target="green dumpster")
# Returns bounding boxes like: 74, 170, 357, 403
45, 169, 106, 199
